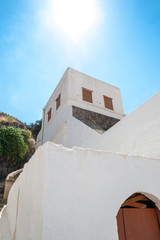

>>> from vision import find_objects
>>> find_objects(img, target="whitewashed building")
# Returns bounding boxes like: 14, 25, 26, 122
37, 67, 124, 148
0, 68, 160, 240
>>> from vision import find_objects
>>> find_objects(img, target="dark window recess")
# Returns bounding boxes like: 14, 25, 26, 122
47, 108, 51, 122
82, 88, 93, 103
56, 94, 61, 110
103, 96, 113, 110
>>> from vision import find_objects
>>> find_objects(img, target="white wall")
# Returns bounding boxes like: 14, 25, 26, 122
42, 101, 70, 145
37, 68, 69, 147
92, 91, 160, 159
66, 112, 102, 149
37, 100, 121, 150
37, 99, 123, 149
37, 68, 124, 147
67, 90, 160, 160
38, 90, 160, 160
67, 68, 124, 116
0, 146, 47, 240
1, 142, 160, 240
44, 69, 69, 123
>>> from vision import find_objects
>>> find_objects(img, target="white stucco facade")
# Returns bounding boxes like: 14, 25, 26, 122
39, 68, 160, 160
1, 142, 160, 240
90, 90, 160, 159
37, 68, 124, 148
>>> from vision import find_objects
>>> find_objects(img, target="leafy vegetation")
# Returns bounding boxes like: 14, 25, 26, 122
26, 120, 42, 139
0, 127, 32, 164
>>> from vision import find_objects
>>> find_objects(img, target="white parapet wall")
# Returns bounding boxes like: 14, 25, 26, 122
80, 90, 160, 159
1, 142, 160, 240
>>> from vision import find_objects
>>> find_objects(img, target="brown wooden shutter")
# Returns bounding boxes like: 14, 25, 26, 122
47, 108, 51, 122
103, 96, 113, 110
56, 94, 61, 110
82, 88, 93, 103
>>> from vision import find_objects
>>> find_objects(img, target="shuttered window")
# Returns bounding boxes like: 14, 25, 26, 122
47, 108, 51, 122
56, 94, 61, 110
82, 88, 93, 103
103, 96, 113, 110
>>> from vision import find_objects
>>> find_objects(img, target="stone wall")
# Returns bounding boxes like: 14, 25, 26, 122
0, 157, 23, 182
72, 106, 119, 133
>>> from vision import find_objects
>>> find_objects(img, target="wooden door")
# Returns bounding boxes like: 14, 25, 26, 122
117, 208, 160, 240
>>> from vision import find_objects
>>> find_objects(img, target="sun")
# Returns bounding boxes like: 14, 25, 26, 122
52, 0, 98, 42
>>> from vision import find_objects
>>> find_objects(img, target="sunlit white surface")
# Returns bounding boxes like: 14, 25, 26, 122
52, 0, 98, 42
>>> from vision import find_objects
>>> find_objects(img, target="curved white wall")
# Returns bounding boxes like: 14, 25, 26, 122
1, 142, 160, 240
0, 146, 47, 240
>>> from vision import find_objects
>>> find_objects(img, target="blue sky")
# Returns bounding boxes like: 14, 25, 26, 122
0, 0, 160, 124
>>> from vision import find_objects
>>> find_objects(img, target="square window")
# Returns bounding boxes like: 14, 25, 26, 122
82, 88, 93, 103
56, 94, 61, 110
103, 96, 113, 110
47, 108, 51, 122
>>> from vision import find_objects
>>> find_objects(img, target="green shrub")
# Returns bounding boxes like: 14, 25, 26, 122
0, 127, 31, 163
26, 120, 42, 139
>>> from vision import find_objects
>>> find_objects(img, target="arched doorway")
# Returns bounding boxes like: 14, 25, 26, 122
117, 193, 160, 240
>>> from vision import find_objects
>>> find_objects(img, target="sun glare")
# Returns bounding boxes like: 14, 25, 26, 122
53, 0, 98, 42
